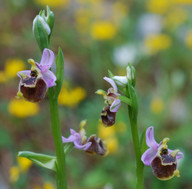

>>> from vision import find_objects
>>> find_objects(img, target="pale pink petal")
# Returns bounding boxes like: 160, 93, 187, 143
74, 141, 92, 150
104, 77, 118, 93
141, 148, 157, 166
110, 99, 121, 112
146, 126, 159, 150
39, 48, 55, 73
42, 70, 56, 88
62, 135, 77, 143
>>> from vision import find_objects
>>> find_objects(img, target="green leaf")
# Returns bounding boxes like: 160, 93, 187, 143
64, 143, 74, 155
140, 128, 148, 154
55, 47, 64, 97
18, 151, 56, 171
108, 70, 114, 78
119, 96, 132, 106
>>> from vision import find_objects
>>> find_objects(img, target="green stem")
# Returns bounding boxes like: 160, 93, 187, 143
128, 107, 144, 189
49, 87, 67, 189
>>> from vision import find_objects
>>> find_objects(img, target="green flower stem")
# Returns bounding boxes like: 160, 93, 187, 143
128, 108, 144, 189
126, 81, 144, 189
48, 87, 67, 189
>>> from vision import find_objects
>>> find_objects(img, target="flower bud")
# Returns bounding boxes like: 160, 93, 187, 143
46, 6, 55, 33
32, 6, 54, 52
126, 64, 136, 86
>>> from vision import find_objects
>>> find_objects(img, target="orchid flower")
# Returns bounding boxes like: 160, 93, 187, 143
62, 121, 107, 156
97, 77, 121, 126
141, 126, 184, 180
17, 48, 56, 102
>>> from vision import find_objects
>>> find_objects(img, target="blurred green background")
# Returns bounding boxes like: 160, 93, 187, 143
0, 0, 192, 188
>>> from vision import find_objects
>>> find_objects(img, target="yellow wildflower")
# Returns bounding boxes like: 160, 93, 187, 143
9, 166, 20, 183
112, 2, 128, 25
144, 34, 172, 54
35, 0, 69, 8
58, 85, 86, 107
164, 8, 188, 29
98, 122, 116, 139
75, 9, 91, 33
17, 157, 32, 173
150, 97, 164, 114
106, 137, 118, 154
0, 71, 6, 83
185, 30, 192, 49
4, 58, 25, 79
43, 181, 55, 189
90, 21, 117, 40
98, 121, 119, 154
8, 99, 39, 118
115, 121, 127, 133
146, 0, 170, 14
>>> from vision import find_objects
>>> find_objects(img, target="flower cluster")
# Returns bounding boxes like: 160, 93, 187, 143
62, 121, 107, 156
141, 126, 184, 180
17, 48, 56, 102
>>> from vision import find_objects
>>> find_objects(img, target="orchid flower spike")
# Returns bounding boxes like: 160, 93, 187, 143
17, 48, 56, 102
141, 126, 184, 180
96, 77, 121, 126
62, 120, 107, 156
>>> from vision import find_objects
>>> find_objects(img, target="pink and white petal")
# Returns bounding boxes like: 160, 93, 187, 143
104, 77, 118, 93
141, 148, 157, 166
168, 149, 184, 159
110, 99, 121, 112
146, 126, 159, 149
39, 48, 55, 73
17, 70, 31, 79
42, 70, 56, 88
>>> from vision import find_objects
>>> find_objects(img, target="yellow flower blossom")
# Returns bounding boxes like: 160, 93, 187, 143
35, 0, 69, 8
9, 166, 20, 183
164, 8, 188, 29
43, 181, 55, 189
17, 157, 32, 173
115, 121, 127, 133
112, 2, 128, 25
90, 21, 117, 40
150, 97, 164, 114
4, 58, 26, 79
98, 121, 119, 154
75, 9, 91, 33
58, 85, 86, 107
8, 99, 39, 118
185, 30, 192, 49
144, 34, 172, 54
0, 71, 6, 83
98, 122, 116, 139
106, 137, 118, 154
146, 0, 170, 14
